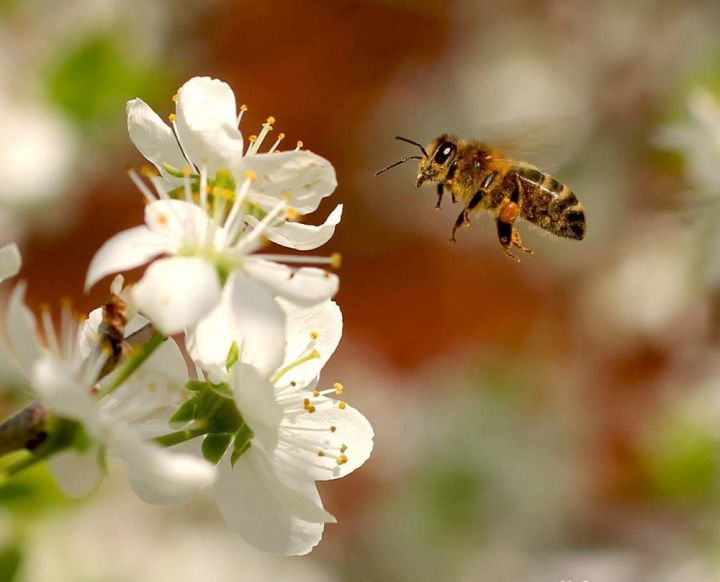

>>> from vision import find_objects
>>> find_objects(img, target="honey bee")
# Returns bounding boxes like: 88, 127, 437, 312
376, 135, 586, 261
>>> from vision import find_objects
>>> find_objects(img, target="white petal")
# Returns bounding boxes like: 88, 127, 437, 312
276, 299, 342, 388
47, 445, 103, 497
78, 307, 103, 360
232, 151, 336, 214
144, 199, 222, 247
231, 363, 281, 449
215, 447, 333, 555
186, 272, 286, 378
5, 282, 41, 374
244, 259, 338, 307
85, 226, 170, 291
254, 204, 343, 251
175, 77, 243, 172
132, 257, 221, 335
0, 243, 21, 283
111, 424, 215, 506
31, 356, 99, 433
276, 399, 373, 481
126, 98, 187, 177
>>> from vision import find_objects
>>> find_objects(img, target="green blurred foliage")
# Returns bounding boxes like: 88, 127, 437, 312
0, 544, 22, 582
45, 31, 175, 137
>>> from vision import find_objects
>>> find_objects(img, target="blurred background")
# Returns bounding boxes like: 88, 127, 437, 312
2, 0, 720, 580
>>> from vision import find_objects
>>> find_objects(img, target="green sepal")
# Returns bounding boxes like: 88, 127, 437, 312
185, 380, 207, 392
208, 382, 234, 400
230, 421, 254, 467
226, 341, 239, 372
169, 399, 198, 425
202, 433, 233, 464
162, 162, 193, 178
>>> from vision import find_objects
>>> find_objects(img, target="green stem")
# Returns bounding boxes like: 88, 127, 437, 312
100, 332, 166, 397
154, 427, 207, 448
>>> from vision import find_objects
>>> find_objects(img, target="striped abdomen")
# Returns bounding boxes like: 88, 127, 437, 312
513, 167, 585, 240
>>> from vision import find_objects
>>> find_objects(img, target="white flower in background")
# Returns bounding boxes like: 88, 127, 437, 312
85, 192, 340, 335
0, 95, 75, 208
2, 266, 215, 503
188, 298, 373, 555
0, 243, 21, 284
126, 76, 342, 251
656, 87, 720, 194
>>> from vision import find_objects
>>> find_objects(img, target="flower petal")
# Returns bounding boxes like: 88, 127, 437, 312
0, 243, 21, 284
5, 282, 41, 374
47, 445, 103, 498
132, 257, 221, 335
232, 150, 336, 214
85, 226, 170, 292
174, 77, 244, 172
31, 356, 99, 432
144, 199, 222, 248
244, 259, 338, 307
215, 447, 333, 555
186, 272, 286, 379
126, 98, 188, 178
275, 398, 373, 481
111, 424, 215, 506
253, 204, 343, 251
231, 362, 282, 449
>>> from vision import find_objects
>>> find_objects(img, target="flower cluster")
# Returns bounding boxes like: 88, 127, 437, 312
0, 77, 372, 556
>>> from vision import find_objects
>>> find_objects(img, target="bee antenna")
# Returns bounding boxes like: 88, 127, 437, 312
375, 156, 423, 176
394, 136, 428, 157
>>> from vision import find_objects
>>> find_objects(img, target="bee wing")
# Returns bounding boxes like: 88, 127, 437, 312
475, 115, 590, 172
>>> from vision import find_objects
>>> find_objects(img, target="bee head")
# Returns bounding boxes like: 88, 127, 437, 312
416, 134, 458, 188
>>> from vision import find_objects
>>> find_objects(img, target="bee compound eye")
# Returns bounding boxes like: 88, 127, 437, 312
433, 142, 456, 165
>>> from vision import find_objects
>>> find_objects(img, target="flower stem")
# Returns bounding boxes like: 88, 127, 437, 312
154, 426, 207, 448
100, 331, 166, 397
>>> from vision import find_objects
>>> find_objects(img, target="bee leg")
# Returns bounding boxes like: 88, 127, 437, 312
435, 183, 444, 209
496, 218, 520, 262
449, 208, 469, 243
511, 228, 533, 255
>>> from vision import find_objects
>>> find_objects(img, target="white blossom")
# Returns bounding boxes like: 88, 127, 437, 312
190, 298, 373, 555
2, 267, 215, 503
126, 76, 341, 250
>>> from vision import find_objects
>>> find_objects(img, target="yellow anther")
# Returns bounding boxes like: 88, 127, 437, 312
330, 425, 337, 433
310, 331, 319, 340
139, 164, 158, 178
168, 113, 177, 123
40, 303, 51, 313
312, 389, 320, 397
248, 135, 257, 143
125, 165, 133, 174
333, 382, 344, 395
330, 253, 342, 269
340, 444, 348, 453
309, 349, 320, 359
336, 454, 348, 465
182, 166, 193, 177
303, 398, 310, 408
338, 401, 347, 410
244, 170, 257, 182
213, 186, 235, 201
266, 116, 276, 125
307, 405, 316, 413
172, 94, 178, 103
60, 297, 73, 307
286, 207, 299, 220
240, 104, 248, 112
317, 450, 325, 457
157, 213, 168, 225
282, 190, 294, 202
290, 381, 297, 387
277, 132, 286, 140
296, 140, 304, 149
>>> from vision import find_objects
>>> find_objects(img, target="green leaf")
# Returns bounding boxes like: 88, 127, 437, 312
226, 341, 239, 372
169, 399, 198, 425
202, 433, 233, 464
